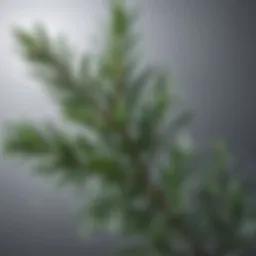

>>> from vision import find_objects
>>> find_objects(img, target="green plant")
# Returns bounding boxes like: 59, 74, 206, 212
3, 0, 256, 255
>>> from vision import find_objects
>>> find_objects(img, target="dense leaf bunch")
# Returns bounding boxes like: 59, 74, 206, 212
4, 0, 256, 255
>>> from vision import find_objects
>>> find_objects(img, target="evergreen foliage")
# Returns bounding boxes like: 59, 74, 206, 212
3, 0, 256, 255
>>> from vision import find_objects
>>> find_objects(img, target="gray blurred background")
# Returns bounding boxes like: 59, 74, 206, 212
0, 0, 255, 255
